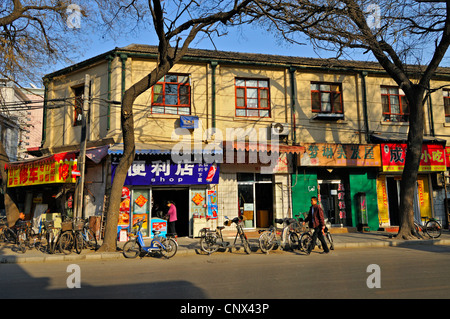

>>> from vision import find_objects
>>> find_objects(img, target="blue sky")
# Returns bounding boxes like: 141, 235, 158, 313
52, 21, 378, 76
46, 11, 450, 86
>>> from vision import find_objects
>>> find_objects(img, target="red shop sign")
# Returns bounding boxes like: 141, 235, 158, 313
381, 143, 446, 172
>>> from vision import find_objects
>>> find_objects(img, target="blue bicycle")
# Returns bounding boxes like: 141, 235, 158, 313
122, 219, 177, 259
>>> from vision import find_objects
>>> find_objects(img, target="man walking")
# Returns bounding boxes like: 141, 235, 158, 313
305, 197, 330, 255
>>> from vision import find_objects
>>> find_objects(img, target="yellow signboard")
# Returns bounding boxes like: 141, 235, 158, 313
299, 143, 381, 167
7, 159, 77, 187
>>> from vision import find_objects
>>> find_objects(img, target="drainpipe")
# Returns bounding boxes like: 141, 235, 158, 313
428, 84, 435, 137
106, 55, 113, 131
289, 66, 297, 144
210, 61, 218, 129
41, 78, 49, 147
120, 54, 128, 101
360, 71, 370, 143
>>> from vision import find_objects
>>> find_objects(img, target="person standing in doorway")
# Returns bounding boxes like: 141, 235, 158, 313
167, 200, 177, 238
305, 196, 330, 255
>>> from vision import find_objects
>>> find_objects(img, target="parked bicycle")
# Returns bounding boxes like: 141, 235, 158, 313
57, 218, 75, 255
123, 218, 177, 259
414, 216, 441, 239
259, 218, 300, 254
35, 219, 56, 253
79, 218, 98, 251
226, 215, 251, 254
199, 224, 228, 255
199, 215, 251, 255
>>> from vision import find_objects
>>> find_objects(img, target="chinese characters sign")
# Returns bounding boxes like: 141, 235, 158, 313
112, 160, 220, 185
381, 143, 446, 172
7, 158, 78, 187
299, 143, 381, 167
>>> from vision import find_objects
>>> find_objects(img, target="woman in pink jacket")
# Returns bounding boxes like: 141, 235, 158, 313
166, 200, 177, 238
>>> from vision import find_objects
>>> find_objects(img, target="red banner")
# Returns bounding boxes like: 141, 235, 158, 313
381, 143, 446, 172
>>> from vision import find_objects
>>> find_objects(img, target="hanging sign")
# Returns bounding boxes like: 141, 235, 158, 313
7, 158, 78, 187
381, 143, 446, 172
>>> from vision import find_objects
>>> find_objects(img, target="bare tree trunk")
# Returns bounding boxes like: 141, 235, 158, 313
99, 64, 172, 252
397, 85, 425, 239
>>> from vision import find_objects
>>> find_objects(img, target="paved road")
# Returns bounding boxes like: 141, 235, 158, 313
1, 244, 449, 300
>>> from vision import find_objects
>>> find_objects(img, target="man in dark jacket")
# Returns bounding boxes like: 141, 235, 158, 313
305, 197, 330, 255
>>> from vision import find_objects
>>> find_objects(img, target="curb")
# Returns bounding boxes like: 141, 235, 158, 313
1, 239, 449, 264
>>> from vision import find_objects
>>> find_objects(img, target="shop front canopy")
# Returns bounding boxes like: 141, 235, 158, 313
108, 142, 223, 155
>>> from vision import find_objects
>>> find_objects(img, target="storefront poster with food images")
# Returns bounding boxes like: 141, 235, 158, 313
132, 214, 148, 231
111, 161, 219, 186
381, 143, 446, 172
207, 190, 218, 219
118, 187, 130, 227
299, 143, 381, 167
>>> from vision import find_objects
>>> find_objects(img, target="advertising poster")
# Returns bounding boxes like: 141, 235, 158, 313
207, 190, 218, 219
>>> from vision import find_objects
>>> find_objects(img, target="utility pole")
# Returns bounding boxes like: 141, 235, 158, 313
75, 74, 90, 220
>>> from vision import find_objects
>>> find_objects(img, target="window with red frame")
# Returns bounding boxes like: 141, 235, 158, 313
151, 74, 190, 115
235, 78, 270, 118
73, 86, 84, 126
311, 83, 343, 114
444, 89, 450, 123
381, 86, 409, 122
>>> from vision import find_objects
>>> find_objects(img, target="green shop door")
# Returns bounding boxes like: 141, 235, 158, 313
291, 173, 318, 219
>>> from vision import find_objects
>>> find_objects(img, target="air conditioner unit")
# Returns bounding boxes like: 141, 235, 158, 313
271, 122, 290, 136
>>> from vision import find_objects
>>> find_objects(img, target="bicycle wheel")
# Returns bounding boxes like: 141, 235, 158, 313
425, 220, 441, 239
300, 233, 312, 252
326, 232, 334, 250
240, 233, 251, 254
259, 231, 275, 253
85, 228, 98, 250
288, 232, 300, 251
74, 231, 83, 254
46, 230, 56, 254
122, 239, 141, 258
4, 228, 17, 243
59, 232, 73, 255
200, 232, 220, 254
160, 238, 178, 259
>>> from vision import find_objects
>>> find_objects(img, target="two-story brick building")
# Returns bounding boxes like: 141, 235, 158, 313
7, 44, 450, 237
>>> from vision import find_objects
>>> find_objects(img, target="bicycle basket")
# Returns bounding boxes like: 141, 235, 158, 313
73, 221, 84, 231
61, 221, 73, 231
43, 220, 54, 230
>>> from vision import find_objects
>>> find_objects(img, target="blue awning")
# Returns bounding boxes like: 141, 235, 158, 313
108, 142, 223, 155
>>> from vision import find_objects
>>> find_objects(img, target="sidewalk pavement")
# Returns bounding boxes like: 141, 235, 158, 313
1, 229, 449, 264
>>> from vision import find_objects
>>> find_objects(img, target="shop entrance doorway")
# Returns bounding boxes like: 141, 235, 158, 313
318, 180, 342, 226
386, 176, 427, 227
152, 187, 189, 237
237, 173, 273, 229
